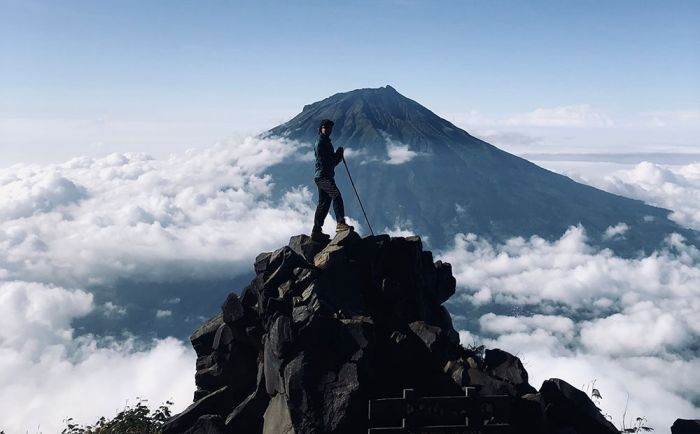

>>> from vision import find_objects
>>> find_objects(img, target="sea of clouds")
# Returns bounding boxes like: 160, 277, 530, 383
0, 137, 330, 432
441, 227, 700, 430
1, 140, 699, 432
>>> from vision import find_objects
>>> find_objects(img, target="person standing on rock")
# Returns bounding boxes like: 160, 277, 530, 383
311, 119, 353, 241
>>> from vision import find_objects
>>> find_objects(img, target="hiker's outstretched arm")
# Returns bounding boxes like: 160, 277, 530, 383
334, 147, 344, 165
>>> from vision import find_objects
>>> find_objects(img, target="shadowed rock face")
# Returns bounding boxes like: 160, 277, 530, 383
163, 232, 618, 434
672, 419, 700, 434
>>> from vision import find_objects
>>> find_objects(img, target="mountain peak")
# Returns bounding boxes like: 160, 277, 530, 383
263, 88, 695, 254
267, 85, 484, 156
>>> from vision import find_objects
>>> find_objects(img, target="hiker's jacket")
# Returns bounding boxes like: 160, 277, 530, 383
314, 133, 342, 179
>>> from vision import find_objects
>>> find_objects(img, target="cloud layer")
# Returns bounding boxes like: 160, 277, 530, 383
0, 136, 331, 432
535, 160, 700, 232
0, 280, 195, 433
505, 104, 613, 128
2, 139, 699, 432
440, 227, 700, 431
0, 137, 329, 289
595, 162, 700, 231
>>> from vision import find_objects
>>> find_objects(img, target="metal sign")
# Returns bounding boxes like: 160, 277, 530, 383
368, 388, 512, 434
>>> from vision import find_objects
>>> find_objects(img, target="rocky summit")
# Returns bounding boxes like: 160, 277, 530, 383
163, 232, 620, 434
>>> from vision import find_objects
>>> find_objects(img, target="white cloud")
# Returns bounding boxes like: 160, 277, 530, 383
0, 281, 93, 352
593, 162, 700, 231
440, 226, 700, 309
0, 113, 295, 168
643, 110, 700, 128
156, 309, 172, 319
579, 301, 691, 357
506, 105, 613, 128
0, 136, 322, 432
473, 130, 542, 148
0, 172, 87, 220
386, 142, 418, 165
444, 228, 700, 431
479, 313, 575, 340
102, 301, 127, 318
603, 222, 630, 240
0, 280, 195, 433
0, 136, 319, 288
380, 132, 419, 165
383, 226, 416, 237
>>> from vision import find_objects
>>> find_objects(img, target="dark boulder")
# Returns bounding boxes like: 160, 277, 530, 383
673, 419, 700, 434
225, 364, 269, 433
289, 234, 328, 263
221, 293, 245, 324
484, 348, 537, 396
540, 378, 619, 434
182, 415, 227, 434
162, 386, 234, 434
190, 314, 224, 356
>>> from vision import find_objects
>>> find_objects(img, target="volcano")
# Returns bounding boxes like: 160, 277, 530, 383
264, 85, 696, 254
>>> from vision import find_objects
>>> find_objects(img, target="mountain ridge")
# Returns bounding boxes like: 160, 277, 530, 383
264, 86, 697, 255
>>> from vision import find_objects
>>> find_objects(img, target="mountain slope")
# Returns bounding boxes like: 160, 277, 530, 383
265, 85, 696, 254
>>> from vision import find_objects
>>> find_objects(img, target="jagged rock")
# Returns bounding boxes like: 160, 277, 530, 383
196, 353, 216, 370
434, 260, 456, 304
466, 366, 520, 396
264, 334, 285, 395
183, 415, 227, 434
221, 293, 245, 324
190, 314, 224, 356
484, 348, 537, 395
331, 229, 362, 247
171, 233, 628, 434
312, 244, 342, 270
289, 234, 328, 263
673, 419, 700, 434
443, 359, 468, 386
193, 388, 212, 401
263, 394, 295, 434
263, 315, 294, 395
212, 323, 234, 351
408, 320, 443, 353
258, 247, 309, 316
435, 305, 460, 345
540, 378, 619, 434
226, 364, 269, 432
162, 386, 233, 434
195, 362, 226, 390
512, 393, 548, 433
254, 252, 272, 274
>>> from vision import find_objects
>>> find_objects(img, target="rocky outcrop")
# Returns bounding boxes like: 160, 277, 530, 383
164, 232, 619, 434
673, 419, 700, 434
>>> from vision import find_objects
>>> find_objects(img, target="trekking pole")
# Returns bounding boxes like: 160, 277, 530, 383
342, 156, 374, 236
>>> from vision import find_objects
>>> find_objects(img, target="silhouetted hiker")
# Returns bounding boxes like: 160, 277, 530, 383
311, 119, 354, 241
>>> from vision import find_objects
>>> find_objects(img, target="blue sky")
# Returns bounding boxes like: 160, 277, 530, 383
1, 0, 699, 165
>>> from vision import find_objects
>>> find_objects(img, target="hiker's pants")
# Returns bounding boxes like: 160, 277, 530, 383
313, 177, 345, 230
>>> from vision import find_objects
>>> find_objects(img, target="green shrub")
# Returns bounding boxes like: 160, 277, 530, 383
61, 398, 173, 434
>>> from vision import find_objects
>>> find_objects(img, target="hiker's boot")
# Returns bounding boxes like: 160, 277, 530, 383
311, 228, 329, 242
336, 220, 354, 233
